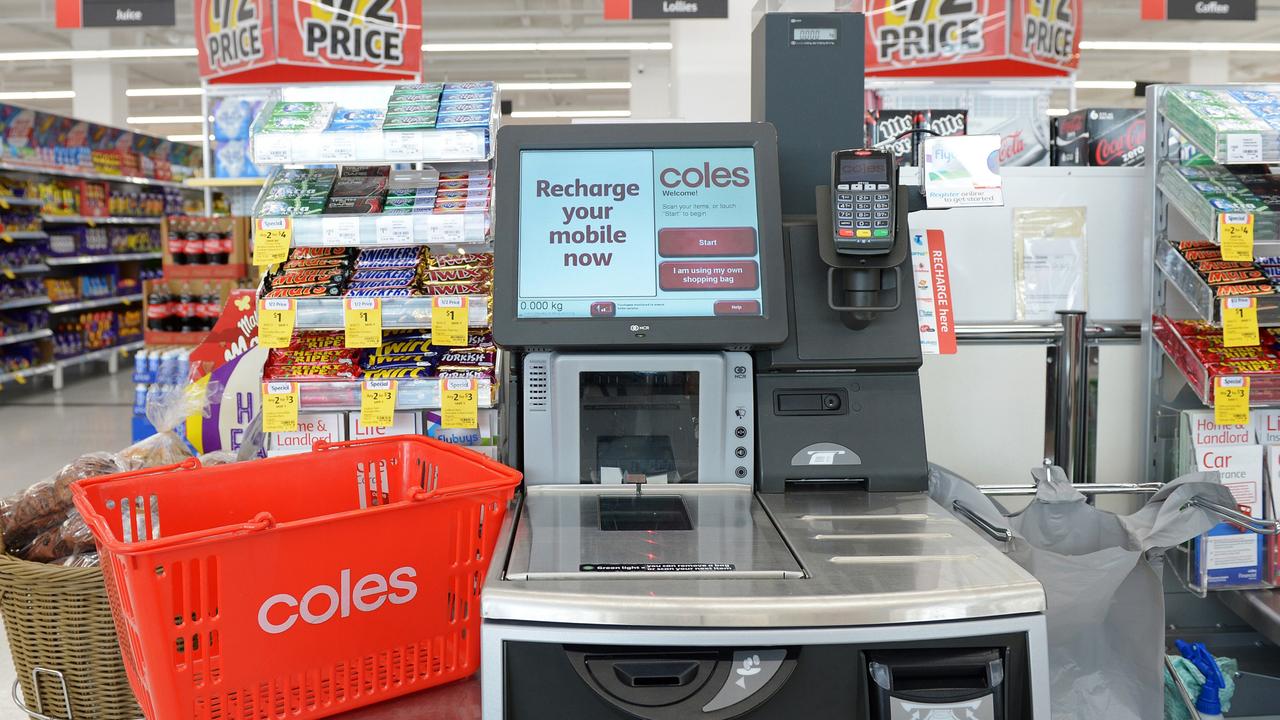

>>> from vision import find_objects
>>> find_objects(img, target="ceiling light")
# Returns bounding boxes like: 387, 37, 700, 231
1073, 80, 1137, 90
0, 90, 75, 100
425, 42, 672, 53
511, 110, 633, 119
1080, 40, 1280, 52
500, 82, 632, 91
127, 87, 204, 97
128, 115, 203, 124
0, 48, 198, 62
166, 134, 213, 143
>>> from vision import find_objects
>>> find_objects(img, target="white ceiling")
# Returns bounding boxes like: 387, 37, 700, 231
0, 0, 1277, 135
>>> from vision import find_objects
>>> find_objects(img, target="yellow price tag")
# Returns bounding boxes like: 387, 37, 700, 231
13, 372, 25, 385
258, 298, 297, 349
253, 217, 293, 267
1219, 213, 1255, 261
431, 296, 469, 346
1, 267, 13, 280
2, 234, 12, 243
262, 381, 300, 433
360, 379, 397, 428
1214, 376, 1251, 426
440, 378, 479, 429
1222, 297, 1260, 347
344, 298, 383, 348
0, 199, 9, 210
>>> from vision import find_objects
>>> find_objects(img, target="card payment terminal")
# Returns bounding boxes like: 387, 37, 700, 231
832, 148, 895, 254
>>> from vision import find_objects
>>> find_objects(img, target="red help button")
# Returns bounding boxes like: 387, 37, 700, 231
659, 261, 760, 291
658, 227, 758, 257
714, 300, 761, 316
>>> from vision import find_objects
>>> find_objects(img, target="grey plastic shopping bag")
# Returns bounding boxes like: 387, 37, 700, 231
929, 464, 1236, 720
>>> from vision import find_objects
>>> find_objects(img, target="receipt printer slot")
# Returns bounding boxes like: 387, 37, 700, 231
774, 390, 845, 415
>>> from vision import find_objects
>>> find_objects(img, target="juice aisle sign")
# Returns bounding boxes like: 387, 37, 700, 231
865, 0, 1082, 77
195, 0, 423, 84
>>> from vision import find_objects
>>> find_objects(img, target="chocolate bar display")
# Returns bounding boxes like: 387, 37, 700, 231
1153, 316, 1280, 406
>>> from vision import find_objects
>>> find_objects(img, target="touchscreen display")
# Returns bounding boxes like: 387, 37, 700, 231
517, 148, 763, 319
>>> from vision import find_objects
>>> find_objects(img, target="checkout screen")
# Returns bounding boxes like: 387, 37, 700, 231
517, 147, 764, 319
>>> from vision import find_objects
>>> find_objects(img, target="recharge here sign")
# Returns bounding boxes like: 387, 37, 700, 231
865, 0, 1081, 77
516, 148, 764, 319
195, 0, 422, 84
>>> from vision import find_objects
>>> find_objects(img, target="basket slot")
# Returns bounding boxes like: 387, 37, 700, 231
356, 461, 394, 509
118, 494, 162, 544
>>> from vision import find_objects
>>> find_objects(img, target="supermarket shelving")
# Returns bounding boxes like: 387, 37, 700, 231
48, 293, 143, 314
45, 252, 162, 266
0, 264, 50, 275
0, 363, 55, 386
0, 231, 48, 241
0, 160, 191, 189
0, 329, 52, 348
42, 215, 164, 226
271, 212, 490, 248
0, 296, 50, 311
0, 196, 42, 209
296, 377, 498, 411
184, 177, 266, 189
288, 295, 491, 330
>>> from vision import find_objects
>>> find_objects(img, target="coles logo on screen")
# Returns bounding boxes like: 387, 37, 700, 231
257, 566, 418, 635
658, 162, 751, 192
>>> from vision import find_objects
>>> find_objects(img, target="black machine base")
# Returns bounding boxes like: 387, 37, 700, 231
502, 634, 1031, 720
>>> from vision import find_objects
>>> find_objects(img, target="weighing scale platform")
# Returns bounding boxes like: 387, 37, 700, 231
486, 487, 1045, 628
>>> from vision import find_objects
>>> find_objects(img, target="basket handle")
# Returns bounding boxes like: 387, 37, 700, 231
94, 511, 278, 552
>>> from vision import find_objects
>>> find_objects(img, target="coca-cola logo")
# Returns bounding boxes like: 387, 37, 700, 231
1094, 118, 1147, 166
1057, 113, 1085, 136
999, 131, 1026, 164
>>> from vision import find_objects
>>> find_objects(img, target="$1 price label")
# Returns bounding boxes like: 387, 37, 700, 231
1219, 213, 1255, 261
431, 296, 469, 346
262, 381, 300, 433
344, 298, 383, 348
1221, 296, 1260, 348
253, 217, 292, 267
1214, 376, 1251, 426
258, 298, 296, 348
440, 378, 479, 429
360, 379, 397, 428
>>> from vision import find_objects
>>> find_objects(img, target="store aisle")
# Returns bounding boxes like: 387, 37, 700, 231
0, 370, 134, 495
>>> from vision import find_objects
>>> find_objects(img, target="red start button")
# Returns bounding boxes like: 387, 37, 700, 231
658, 227, 758, 257
714, 300, 761, 316
658, 261, 760, 291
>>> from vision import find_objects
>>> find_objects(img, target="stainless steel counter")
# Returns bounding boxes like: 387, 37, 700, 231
484, 488, 1045, 628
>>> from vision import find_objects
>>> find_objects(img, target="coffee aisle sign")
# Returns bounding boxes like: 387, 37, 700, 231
1142, 0, 1256, 20
196, 0, 422, 84
865, 0, 1082, 77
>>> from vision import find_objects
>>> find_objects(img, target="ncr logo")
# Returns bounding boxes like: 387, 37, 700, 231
257, 566, 418, 635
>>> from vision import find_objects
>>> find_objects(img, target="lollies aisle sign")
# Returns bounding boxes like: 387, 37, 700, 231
196, 0, 423, 84
865, 0, 1082, 77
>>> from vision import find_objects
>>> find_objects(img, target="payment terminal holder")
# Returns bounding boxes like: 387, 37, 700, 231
816, 183, 910, 322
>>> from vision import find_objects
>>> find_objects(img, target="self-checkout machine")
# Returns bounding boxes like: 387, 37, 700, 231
481, 11, 1049, 720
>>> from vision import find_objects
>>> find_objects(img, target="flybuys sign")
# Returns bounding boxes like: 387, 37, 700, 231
865, 0, 1081, 76
1142, 0, 1257, 20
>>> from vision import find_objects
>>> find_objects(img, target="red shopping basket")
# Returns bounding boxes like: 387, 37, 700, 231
71, 436, 521, 720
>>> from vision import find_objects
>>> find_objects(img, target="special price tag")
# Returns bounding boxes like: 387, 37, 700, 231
1219, 213, 1255, 261
431, 296, 469, 346
344, 297, 383, 348
440, 378, 479, 429
254, 217, 293, 267
1222, 296, 1260, 347
1215, 376, 1251, 426
262, 381, 300, 433
258, 298, 297, 348
360, 379, 397, 428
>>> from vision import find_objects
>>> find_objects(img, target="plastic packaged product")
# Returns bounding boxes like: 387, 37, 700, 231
357, 247, 425, 268
287, 332, 346, 350
346, 287, 414, 298
325, 196, 385, 214
262, 362, 360, 381
383, 115, 438, 131
422, 267, 491, 283
264, 284, 345, 298
419, 281, 491, 296
16, 509, 96, 563
435, 113, 490, 129
432, 252, 493, 269
291, 246, 357, 260
438, 101, 493, 115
